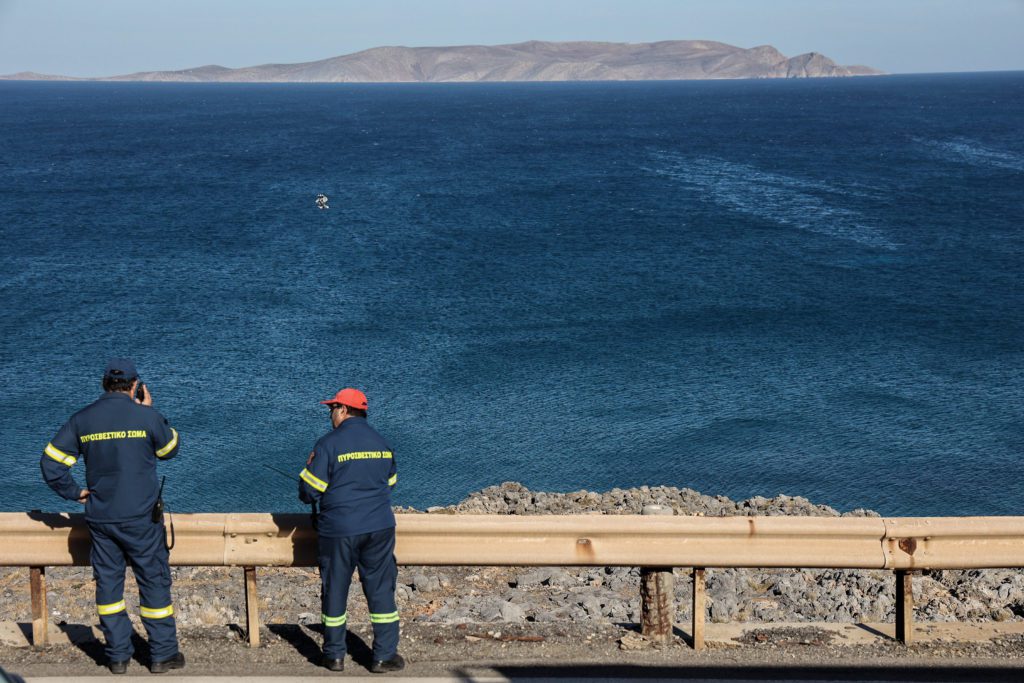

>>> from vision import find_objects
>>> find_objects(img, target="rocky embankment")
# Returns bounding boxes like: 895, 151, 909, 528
1, 483, 1021, 630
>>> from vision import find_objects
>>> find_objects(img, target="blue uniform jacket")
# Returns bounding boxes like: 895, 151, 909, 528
298, 416, 397, 538
41, 392, 180, 522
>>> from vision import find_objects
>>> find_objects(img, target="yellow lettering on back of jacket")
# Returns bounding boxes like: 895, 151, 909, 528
337, 451, 393, 463
80, 430, 147, 443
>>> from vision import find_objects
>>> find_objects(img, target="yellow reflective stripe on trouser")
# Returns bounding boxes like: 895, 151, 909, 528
45, 443, 77, 466
322, 612, 347, 627
388, 473, 397, 486
97, 599, 126, 616
369, 611, 399, 624
300, 468, 328, 492
140, 604, 174, 619
155, 429, 178, 458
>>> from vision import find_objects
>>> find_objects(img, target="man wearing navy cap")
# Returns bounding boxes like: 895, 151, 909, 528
299, 387, 404, 673
41, 359, 184, 675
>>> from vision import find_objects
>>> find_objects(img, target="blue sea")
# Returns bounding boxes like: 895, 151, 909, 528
1, 73, 1022, 517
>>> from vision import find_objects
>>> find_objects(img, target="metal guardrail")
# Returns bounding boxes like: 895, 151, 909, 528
2, 512, 1022, 649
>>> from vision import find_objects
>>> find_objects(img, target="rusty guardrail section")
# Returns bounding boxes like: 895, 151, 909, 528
2, 512, 1022, 650
883, 517, 1024, 570
1, 513, 892, 568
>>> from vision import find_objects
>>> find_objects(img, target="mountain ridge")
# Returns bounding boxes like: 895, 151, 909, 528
1, 40, 884, 82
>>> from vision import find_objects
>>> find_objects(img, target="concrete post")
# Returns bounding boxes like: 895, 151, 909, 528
640, 505, 674, 643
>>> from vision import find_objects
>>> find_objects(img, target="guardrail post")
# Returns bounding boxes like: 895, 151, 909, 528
640, 505, 674, 644
244, 566, 260, 647
691, 567, 706, 650
896, 569, 914, 644
30, 566, 48, 647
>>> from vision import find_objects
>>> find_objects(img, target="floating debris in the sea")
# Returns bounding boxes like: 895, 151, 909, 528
316, 193, 330, 210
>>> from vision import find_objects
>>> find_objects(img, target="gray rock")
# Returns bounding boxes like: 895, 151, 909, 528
478, 600, 504, 622
515, 568, 553, 587
427, 606, 451, 622
605, 599, 628, 619
607, 578, 626, 592
581, 596, 603, 616
709, 595, 738, 623
449, 603, 474, 621
546, 570, 576, 587
533, 609, 558, 623
413, 574, 440, 593
568, 606, 588, 620
499, 601, 526, 622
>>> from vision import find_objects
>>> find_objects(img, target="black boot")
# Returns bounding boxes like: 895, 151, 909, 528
107, 659, 129, 675
150, 652, 185, 674
320, 655, 345, 671
370, 653, 405, 674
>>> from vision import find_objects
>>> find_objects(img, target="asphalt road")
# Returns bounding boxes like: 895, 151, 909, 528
14, 661, 1024, 683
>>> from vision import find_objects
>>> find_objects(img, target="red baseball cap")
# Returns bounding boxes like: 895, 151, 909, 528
320, 387, 368, 410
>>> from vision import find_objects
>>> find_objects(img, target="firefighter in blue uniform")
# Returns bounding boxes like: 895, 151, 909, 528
299, 387, 404, 673
40, 359, 184, 675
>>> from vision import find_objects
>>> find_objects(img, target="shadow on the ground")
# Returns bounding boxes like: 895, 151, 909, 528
266, 623, 374, 670
42, 622, 149, 668
853, 623, 896, 641
459, 663, 1021, 682
267, 624, 320, 665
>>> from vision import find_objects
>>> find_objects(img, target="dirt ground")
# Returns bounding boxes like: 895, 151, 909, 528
3, 620, 1024, 679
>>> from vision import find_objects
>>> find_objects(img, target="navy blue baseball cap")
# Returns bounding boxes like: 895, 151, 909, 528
103, 358, 138, 380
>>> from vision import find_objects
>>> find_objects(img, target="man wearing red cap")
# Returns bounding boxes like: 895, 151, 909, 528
299, 387, 403, 673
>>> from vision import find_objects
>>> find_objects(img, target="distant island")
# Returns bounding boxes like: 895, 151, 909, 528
1, 40, 883, 83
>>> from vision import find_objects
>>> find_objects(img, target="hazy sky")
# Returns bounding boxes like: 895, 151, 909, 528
1, 0, 1022, 77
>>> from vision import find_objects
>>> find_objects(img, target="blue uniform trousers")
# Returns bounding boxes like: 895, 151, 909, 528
88, 517, 178, 662
318, 528, 399, 661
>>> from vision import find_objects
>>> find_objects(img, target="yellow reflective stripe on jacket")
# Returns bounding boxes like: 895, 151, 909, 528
369, 611, 399, 624
388, 473, 397, 486
44, 443, 77, 467
300, 468, 328, 492
155, 429, 178, 458
321, 612, 347, 627
97, 599, 126, 615
140, 604, 174, 619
